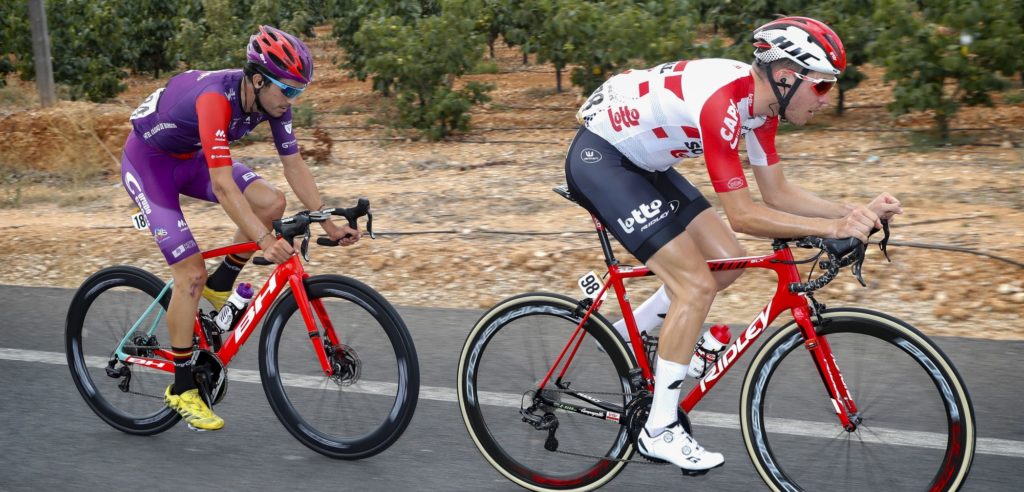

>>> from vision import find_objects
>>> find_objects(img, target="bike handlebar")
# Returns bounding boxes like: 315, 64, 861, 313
252, 198, 374, 265
788, 220, 891, 294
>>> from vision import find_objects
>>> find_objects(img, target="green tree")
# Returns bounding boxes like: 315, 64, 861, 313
46, 0, 135, 101
332, 0, 440, 94
170, 0, 248, 71
871, 0, 1016, 140
0, 2, 30, 86
122, 0, 188, 78
354, 8, 493, 139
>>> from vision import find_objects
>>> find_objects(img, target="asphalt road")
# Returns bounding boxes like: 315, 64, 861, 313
1, 284, 1021, 491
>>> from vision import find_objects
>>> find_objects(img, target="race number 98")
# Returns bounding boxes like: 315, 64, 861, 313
577, 271, 606, 301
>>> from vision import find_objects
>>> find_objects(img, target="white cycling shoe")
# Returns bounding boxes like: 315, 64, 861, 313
637, 422, 725, 474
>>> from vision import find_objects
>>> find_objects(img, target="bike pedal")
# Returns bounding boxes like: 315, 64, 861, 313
680, 463, 723, 477
185, 424, 210, 433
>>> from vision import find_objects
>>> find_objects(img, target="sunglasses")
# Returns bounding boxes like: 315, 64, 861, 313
261, 73, 306, 99
793, 72, 837, 96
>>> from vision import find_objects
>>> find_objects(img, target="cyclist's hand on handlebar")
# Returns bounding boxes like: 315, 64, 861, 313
322, 220, 361, 247
867, 192, 903, 227
833, 206, 877, 243
260, 236, 294, 264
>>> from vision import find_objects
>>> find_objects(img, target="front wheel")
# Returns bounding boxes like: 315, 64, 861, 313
259, 275, 419, 459
741, 308, 975, 491
458, 293, 638, 492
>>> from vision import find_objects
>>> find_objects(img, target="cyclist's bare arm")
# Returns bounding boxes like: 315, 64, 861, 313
279, 152, 360, 245
717, 186, 877, 243
751, 163, 852, 218
753, 164, 903, 227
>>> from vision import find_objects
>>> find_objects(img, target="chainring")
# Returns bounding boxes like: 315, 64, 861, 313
192, 349, 228, 406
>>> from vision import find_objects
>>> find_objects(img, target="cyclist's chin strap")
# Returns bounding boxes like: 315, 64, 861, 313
245, 73, 270, 116
766, 63, 807, 121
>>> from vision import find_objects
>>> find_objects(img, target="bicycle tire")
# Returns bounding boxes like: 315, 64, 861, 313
458, 293, 637, 492
65, 265, 180, 435
740, 307, 975, 491
259, 274, 419, 459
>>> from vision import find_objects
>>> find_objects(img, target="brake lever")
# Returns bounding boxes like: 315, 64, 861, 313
878, 219, 891, 262
850, 244, 867, 287
300, 229, 311, 262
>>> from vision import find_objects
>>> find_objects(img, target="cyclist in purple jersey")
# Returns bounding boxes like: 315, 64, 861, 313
120, 25, 360, 431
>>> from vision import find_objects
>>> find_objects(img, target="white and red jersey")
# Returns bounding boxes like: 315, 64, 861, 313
577, 59, 780, 193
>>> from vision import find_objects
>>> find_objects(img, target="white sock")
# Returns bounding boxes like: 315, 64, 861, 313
645, 356, 688, 435
613, 285, 669, 342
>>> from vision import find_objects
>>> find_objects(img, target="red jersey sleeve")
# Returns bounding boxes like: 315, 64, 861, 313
195, 92, 233, 168
698, 86, 747, 192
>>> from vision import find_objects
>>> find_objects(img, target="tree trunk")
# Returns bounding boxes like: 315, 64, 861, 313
936, 110, 950, 143
836, 86, 846, 115
556, 67, 563, 93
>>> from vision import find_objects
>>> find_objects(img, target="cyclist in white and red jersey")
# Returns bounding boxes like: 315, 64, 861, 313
565, 17, 902, 472
121, 26, 360, 431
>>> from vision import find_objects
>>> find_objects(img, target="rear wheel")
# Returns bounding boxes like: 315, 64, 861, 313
458, 293, 638, 491
741, 308, 975, 491
65, 266, 179, 435
259, 275, 419, 459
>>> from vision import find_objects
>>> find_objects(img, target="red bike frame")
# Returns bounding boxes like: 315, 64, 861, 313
120, 242, 341, 377
536, 220, 862, 431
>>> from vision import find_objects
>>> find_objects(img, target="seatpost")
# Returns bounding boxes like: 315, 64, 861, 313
591, 215, 619, 267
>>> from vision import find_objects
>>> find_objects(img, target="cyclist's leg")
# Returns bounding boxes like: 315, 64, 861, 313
179, 160, 281, 304
121, 137, 222, 430
566, 128, 724, 470
609, 171, 746, 339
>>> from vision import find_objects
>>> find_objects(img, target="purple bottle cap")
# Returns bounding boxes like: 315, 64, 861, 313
237, 282, 254, 299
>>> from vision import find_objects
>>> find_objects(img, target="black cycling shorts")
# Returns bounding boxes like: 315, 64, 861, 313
564, 127, 711, 263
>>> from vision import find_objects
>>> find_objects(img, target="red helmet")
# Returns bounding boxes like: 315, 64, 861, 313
752, 17, 846, 76
246, 25, 313, 84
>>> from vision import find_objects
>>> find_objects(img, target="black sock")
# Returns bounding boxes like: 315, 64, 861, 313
205, 253, 248, 292
172, 346, 196, 395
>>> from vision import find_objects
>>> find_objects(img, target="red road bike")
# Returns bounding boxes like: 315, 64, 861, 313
66, 199, 419, 459
457, 187, 975, 491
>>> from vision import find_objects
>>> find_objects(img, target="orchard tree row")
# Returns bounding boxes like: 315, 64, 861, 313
2, 0, 1022, 140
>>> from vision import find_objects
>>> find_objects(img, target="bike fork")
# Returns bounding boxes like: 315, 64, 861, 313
288, 275, 334, 376
796, 309, 861, 431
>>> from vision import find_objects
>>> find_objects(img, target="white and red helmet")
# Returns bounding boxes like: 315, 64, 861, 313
752, 16, 846, 76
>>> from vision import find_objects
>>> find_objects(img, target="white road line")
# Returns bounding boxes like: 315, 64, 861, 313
8, 347, 1022, 458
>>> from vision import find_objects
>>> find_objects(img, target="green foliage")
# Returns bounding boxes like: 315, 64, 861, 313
124, 0, 187, 78
342, 3, 494, 139
47, 0, 138, 102
871, 0, 1020, 140
332, 0, 441, 93
170, 0, 248, 71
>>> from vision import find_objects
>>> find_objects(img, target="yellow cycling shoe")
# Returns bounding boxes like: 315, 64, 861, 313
202, 286, 230, 312
164, 385, 225, 431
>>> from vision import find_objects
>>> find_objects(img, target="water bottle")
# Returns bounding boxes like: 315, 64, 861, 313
214, 283, 254, 331
688, 324, 731, 378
